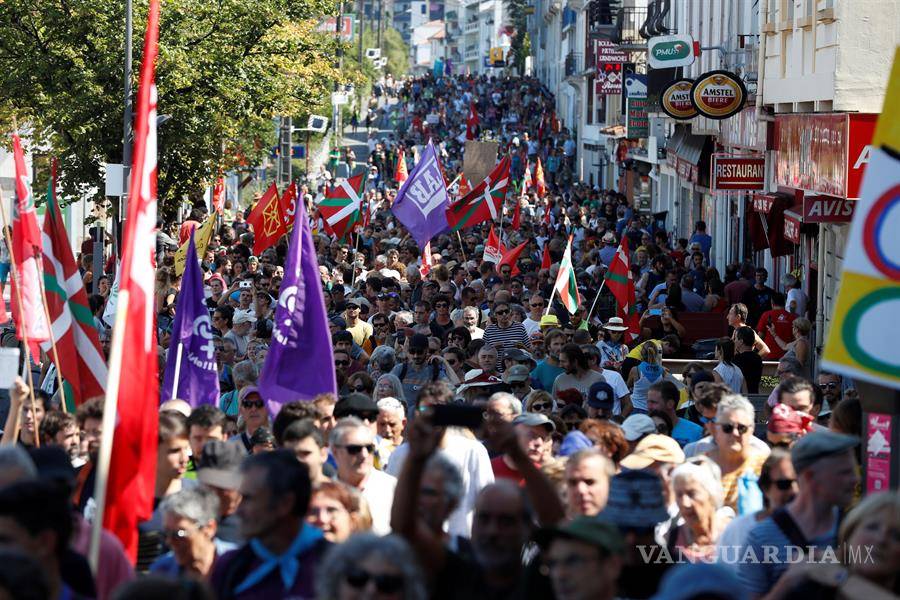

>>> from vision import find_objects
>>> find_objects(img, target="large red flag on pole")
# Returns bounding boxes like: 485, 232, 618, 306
91, 0, 160, 567
604, 236, 641, 341
10, 134, 50, 356
466, 102, 479, 140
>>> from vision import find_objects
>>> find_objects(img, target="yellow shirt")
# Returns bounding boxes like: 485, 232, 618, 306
346, 318, 373, 347
713, 452, 767, 512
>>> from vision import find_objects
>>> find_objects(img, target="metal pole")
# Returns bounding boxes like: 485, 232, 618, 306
357, 0, 364, 65
377, 0, 383, 49
121, 0, 133, 224
333, 2, 344, 140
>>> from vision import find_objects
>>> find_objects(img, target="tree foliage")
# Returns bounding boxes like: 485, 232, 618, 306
506, 0, 529, 75
0, 0, 346, 217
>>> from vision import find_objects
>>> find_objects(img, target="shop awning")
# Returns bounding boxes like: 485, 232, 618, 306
600, 124, 627, 138
676, 133, 708, 166
666, 128, 685, 158
747, 194, 796, 258
783, 206, 803, 244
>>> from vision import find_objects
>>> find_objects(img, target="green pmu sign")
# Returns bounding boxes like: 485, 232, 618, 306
648, 34, 695, 69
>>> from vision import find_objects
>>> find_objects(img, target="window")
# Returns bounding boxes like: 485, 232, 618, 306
420, 4, 426, 14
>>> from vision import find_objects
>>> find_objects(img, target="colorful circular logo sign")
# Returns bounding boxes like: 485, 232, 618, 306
862, 183, 900, 279
660, 79, 696, 120
690, 70, 747, 120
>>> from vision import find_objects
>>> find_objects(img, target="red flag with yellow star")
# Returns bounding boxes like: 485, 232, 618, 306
246, 183, 286, 255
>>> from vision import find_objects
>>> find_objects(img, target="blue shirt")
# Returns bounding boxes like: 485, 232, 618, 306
531, 360, 565, 392
689, 232, 713, 261
671, 418, 704, 447
150, 538, 238, 576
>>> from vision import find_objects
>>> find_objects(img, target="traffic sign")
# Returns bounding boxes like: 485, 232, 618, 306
331, 92, 348, 105
823, 48, 900, 389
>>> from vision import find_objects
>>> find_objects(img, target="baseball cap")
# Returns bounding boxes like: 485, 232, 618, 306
238, 386, 263, 404
503, 364, 531, 383
346, 297, 364, 308
330, 316, 347, 329
620, 434, 686, 470
513, 412, 556, 433
196, 441, 245, 490
791, 430, 859, 473
621, 414, 657, 442
587, 381, 615, 410
335, 393, 379, 420
535, 516, 624, 555
233, 309, 257, 325
249, 427, 275, 448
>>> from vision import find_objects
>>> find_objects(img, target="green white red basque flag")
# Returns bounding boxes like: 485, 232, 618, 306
41, 161, 108, 409
604, 235, 641, 340
320, 173, 365, 240
445, 156, 510, 232
554, 235, 580, 314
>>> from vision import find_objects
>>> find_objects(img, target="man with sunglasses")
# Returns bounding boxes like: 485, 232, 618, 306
344, 298, 373, 348
482, 301, 531, 373
235, 387, 270, 454
816, 371, 843, 417
522, 294, 546, 337
391, 334, 449, 408
330, 417, 396, 535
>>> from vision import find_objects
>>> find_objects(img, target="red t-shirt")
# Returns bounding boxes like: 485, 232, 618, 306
757, 309, 796, 360
179, 220, 200, 245
490, 456, 524, 486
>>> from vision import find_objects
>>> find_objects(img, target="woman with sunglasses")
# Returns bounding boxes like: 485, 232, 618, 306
525, 390, 555, 415
316, 533, 426, 600
716, 447, 797, 570
703, 394, 767, 515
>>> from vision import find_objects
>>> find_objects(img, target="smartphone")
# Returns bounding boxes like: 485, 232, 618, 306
649, 308, 662, 316
239, 281, 252, 289
430, 404, 484, 429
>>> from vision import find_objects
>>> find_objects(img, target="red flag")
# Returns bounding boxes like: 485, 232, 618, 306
511, 197, 521, 230
544, 200, 552, 225
278, 182, 298, 231
319, 173, 365, 241
457, 175, 471, 198
446, 156, 511, 233
466, 102, 479, 140
9, 133, 49, 355
419, 242, 433, 277
483, 226, 503, 263
604, 236, 641, 341
541, 243, 551, 270
522, 161, 533, 193
41, 160, 107, 407
102, 0, 161, 563
246, 183, 286, 255
394, 149, 409, 185
212, 177, 225, 214
497, 240, 527, 277
534, 157, 547, 198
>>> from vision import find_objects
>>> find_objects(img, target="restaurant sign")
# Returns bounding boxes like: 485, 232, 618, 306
660, 79, 696, 120
711, 155, 766, 191
690, 71, 747, 120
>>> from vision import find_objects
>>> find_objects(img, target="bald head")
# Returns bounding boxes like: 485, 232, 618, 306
472, 481, 531, 571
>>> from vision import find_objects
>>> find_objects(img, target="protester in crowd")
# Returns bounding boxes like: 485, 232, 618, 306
712, 338, 748, 394
646, 380, 703, 447
626, 341, 666, 414
281, 419, 331, 485
564, 448, 615, 518
536, 517, 625, 600
733, 326, 763, 394
307, 481, 371, 543
315, 533, 426, 600
768, 317, 812, 379
195, 441, 244, 544
727, 303, 770, 356
552, 343, 606, 401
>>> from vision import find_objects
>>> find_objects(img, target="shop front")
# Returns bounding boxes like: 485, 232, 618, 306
665, 124, 713, 239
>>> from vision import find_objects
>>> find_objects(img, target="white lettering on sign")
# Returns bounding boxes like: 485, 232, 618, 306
853, 144, 873, 170
715, 162, 765, 180
784, 218, 800, 243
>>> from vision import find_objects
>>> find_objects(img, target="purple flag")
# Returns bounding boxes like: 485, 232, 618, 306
390, 139, 450, 249
161, 235, 220, 407
259, 198, 337, 412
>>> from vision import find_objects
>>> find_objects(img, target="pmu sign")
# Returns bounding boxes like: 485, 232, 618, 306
648, 34, 695, 69
711, 155, 766, 191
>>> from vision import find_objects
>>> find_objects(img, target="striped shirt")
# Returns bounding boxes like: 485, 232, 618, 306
482, 323, 532, 372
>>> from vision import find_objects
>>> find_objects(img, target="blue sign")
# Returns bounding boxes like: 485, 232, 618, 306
292, 145, 306, 159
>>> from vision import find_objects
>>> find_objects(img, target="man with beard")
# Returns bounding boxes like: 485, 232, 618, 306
392, 334, 449, 407
531, 329, 566, 391
39, 411, 82, 467
551, 343, 605, 401
73, 398, 104, 517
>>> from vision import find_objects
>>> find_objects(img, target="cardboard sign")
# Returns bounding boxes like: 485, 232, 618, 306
711, 155, 766, 191
660, 79, 697, 120
690, 70, 747, 120
463, 141, 500, 188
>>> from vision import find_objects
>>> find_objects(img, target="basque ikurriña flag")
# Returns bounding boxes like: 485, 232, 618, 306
161, 235, 220, 407
258, 199, 337, 412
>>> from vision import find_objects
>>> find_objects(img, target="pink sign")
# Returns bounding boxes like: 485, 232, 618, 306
866, 413, 893, 494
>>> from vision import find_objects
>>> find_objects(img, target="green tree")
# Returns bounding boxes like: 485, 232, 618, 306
0, 0, 346, 217
506, 0, 529, 74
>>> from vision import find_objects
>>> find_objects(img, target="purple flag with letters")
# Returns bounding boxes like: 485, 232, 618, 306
390, 139, 450, 249
161, 235, 220, 407
259, 198, 337, 412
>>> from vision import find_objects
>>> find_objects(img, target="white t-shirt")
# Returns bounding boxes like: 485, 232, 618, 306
387, 429, 494, 538
602, 369, 630, 415
683, 435, 771, 459
522, 317, 541, 337
786, 288, 808, 317
359, 468, 397, 536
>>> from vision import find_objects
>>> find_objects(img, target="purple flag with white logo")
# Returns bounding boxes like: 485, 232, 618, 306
391, 139, 450, 249
162, 235, 220, 407
259, 198, 336, 412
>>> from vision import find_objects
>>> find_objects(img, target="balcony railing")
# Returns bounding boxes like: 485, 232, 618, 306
610, 6, 648, 47
464, 20, 479, 33
564, 52, 583, 77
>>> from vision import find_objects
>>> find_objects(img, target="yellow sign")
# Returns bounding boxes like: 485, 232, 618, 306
822, 47, 900, 388
489, 47, 505, 65
174, 213, 216, 276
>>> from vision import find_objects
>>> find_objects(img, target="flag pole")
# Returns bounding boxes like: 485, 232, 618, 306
36, 265, 67, 411
89, 288, 129, 571
0, 189, 40, 446
456, 231, 467, 264
170, 342, 184, 400
586, 279, 607, 322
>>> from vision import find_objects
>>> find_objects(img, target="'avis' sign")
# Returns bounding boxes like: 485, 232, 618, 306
802, 196, 856, 223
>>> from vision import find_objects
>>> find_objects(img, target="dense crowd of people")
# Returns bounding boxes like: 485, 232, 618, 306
0, 72, 895, 600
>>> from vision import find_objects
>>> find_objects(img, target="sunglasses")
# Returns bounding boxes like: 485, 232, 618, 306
340, 443, 376, 455
494, 309, 510, 316
531, 402, 551, 411
335, 360, 350, 366
719, 422, 751, 435
530, 303, 544, 308
241, 399, 265, 409
772, 478, 796, 491
444, 358, 458, 365
345, 567, 404, 594
408, 348, 425, 355
822, 382, 839, 389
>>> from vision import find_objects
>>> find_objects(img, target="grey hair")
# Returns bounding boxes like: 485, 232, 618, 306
777, 357, 804, 376
369, 347, 398, 376
316, 533, 427, 600
425, 452, 464, 508
0, 447, 37, 481
330, 417, 372, 448
374, 373, 406, 404
462, 306, 479, 317
159, 487, 220, 526
377, 397, 406, 417
671, 456, 725, 509
232, 360, 259, 388
716, 394, 756, 422
488, 392, 523, 416
394, 310, 414, 325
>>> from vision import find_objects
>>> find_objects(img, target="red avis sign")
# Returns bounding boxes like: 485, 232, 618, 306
802, 196, 856, 223
712, 155, 766, 191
